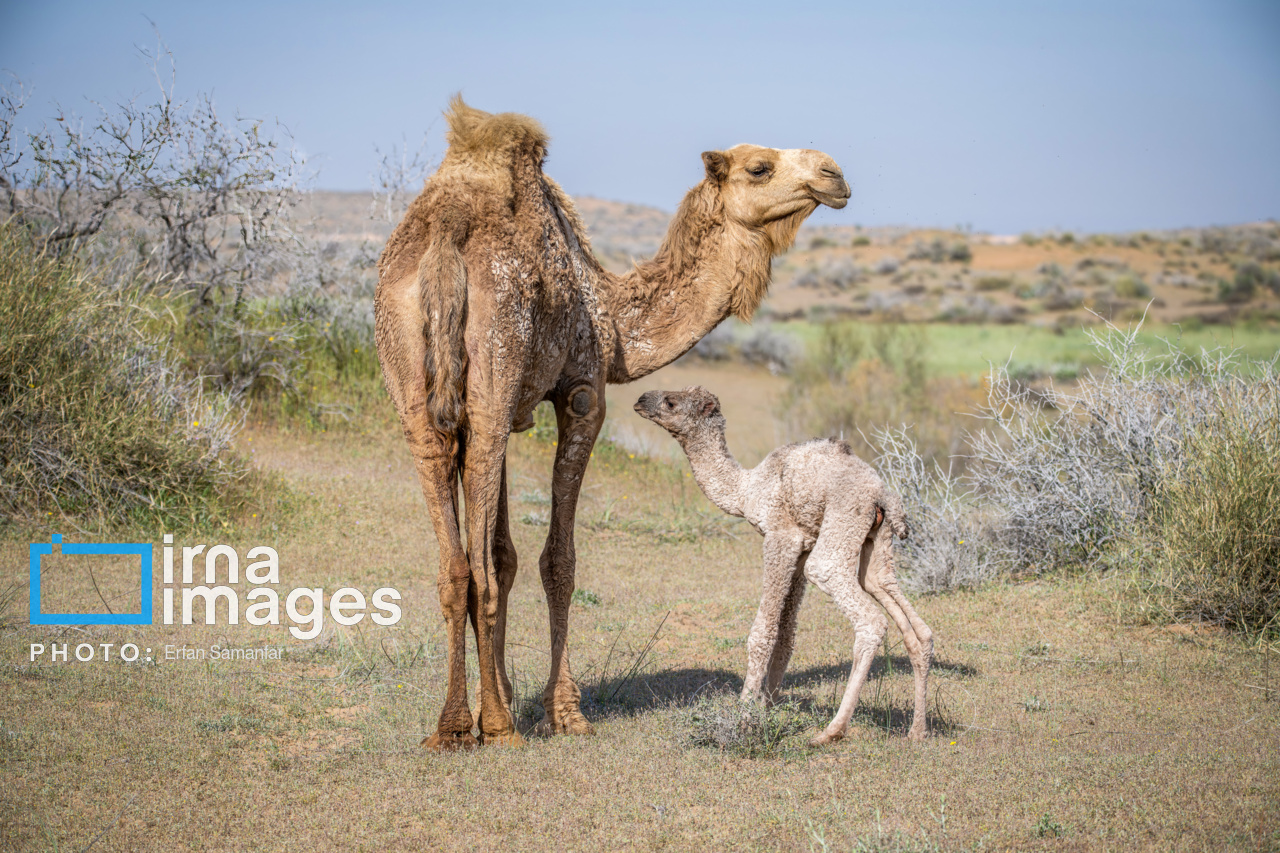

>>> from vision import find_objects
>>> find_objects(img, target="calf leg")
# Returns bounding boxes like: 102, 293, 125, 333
763, 566, 807, 705
805, 516, 885, 746
742, 531, 806, 704
861, 529, 933, 741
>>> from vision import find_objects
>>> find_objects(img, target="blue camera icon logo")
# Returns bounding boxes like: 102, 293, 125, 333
29, 534, 153, 625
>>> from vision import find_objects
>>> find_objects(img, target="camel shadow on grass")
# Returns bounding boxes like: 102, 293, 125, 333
512, 654, 976, 739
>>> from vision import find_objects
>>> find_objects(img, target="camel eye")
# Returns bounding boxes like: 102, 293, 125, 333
747, 163, 770, 177
664, 398, 675, 409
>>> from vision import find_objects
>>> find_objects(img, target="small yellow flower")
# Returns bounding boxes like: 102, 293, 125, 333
193, 421, 200, 427
268, 336, 275, 342
958, 540, 965, 545
629, 454, 634, 459
950, 741, 957, 745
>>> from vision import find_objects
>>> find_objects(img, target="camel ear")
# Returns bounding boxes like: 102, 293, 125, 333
700, 397, 719, 417
702, 151, 729, 184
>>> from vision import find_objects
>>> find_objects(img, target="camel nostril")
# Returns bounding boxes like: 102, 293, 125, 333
820, 167, 843, 180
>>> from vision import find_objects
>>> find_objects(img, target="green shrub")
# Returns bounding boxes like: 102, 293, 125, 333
1111, 274, 1150, 299
1219, 262, 1280, 303
0, 225, 254, 530
974, 276, 1013, 291
1133, 387, 1280, 636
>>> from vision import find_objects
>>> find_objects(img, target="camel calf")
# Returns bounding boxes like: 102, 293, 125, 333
634, 386, 933, 744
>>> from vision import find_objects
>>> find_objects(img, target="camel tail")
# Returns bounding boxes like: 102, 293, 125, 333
419, 213, 469, 435
879, 491, 910, 540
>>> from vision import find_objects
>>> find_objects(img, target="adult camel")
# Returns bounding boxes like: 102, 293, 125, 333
374, 97, 849, 749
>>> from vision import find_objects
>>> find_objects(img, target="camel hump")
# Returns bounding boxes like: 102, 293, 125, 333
444, 95, 549, 164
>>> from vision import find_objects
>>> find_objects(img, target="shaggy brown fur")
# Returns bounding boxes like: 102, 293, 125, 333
375, 98, 849, 749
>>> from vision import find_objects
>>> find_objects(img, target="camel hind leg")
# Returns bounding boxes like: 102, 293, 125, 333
804, 510, 887, 746
460, 423, 525, 747
860, 527, 933, 741
472, 461, 519, 729
375, 293, 476, 751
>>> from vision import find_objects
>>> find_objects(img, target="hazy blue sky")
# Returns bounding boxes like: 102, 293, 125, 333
3, 1, 1277, 233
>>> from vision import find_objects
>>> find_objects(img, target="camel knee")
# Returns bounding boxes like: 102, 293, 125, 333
856, 614, 888, 649
917, 623, 935, 662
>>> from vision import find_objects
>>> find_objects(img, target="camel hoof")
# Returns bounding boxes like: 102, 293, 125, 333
478, 729, 527, 748
808, 729, 845, 748
420, 731, 479, 752
532, 710, 595, 737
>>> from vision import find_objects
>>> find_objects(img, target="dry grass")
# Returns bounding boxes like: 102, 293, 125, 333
2, 421, 1278, 851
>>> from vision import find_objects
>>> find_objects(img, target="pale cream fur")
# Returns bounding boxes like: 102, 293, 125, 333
635, 386, 934, 745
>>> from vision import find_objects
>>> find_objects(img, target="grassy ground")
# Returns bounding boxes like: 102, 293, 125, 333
3, 412, 1278, 852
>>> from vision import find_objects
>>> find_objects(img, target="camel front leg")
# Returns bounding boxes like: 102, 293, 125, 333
534, 383, 604, 736
742, 530, 806, 704
764, 563, 808, 705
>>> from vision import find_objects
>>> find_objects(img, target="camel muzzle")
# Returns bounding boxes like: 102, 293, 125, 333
810, 180, 851, 209
634, 391, 663, 420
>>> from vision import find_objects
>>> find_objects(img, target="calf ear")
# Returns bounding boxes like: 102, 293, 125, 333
702, 151, 729, 183
701, 397, 719, 417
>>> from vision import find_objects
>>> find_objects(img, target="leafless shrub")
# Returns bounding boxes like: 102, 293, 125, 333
739, 324, 801, 373
1039, 281, 1086, 311
874, 427, 1008, 593
874, 256, 900, 276
2, 41, 308, 304
905, 238, 971, 264
937, 294, 1022, 324
682, 690, 821, 757
966, 315, 1278, 573
684, 320, 799, 373
686, 322, 737, 362
791, 256, 865, 291
369, 133, 434, 227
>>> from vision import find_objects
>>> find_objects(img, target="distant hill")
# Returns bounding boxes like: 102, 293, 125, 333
304, 191, 1280, 328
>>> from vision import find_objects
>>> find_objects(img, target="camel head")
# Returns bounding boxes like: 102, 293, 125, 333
634, 386, 724, 439
701, 144, 850, 247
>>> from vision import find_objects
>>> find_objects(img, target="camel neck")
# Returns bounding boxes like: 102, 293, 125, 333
600, 184, 774, 383
679, 425, 746, 517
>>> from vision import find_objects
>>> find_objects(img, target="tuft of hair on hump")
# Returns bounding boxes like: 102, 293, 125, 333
444, 94, 550, 162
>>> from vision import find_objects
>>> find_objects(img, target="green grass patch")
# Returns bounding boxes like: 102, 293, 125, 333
0, 224, 263, 532
772, 320, 1280, 380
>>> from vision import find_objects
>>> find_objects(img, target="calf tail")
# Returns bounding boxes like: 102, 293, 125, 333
879, 490, 910, 540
